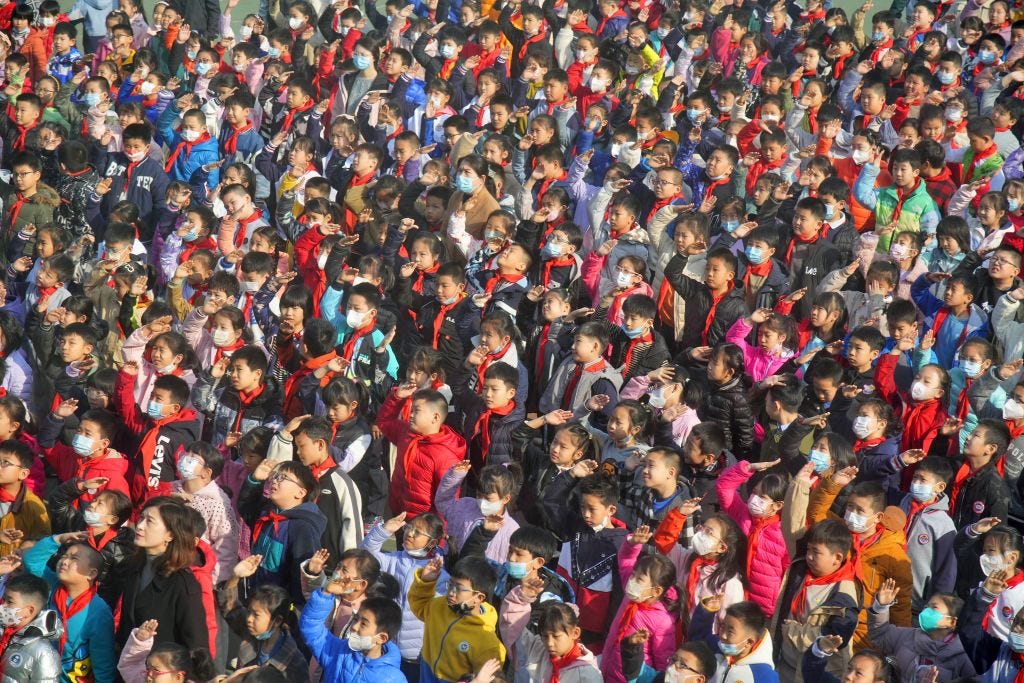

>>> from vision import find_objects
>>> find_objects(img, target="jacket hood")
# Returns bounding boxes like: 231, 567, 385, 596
157, 408, 201, 437
88, 451, 130, 477
17, 608, 61, 641
367, 641, 403, 669
282, 501, 328, 535
32, 185, 61, 207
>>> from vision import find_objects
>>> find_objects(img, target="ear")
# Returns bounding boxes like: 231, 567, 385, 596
607, 503, 617, 517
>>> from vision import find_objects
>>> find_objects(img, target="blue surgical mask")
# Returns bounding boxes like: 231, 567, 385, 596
440, 44, 456, 59
186, 49, 198, 60
745, 245, 766, 265
72, 434, 95, 457
687, 108, 704, 123
267, 46, 281, 58
937, 70, 955, 85
1010, 631, 1024, 652
872, 30, 886, 42
253, 627, 275, 641
147, 401, 165, 419
505, 561, 528, 579
979, 49, 997, 64
824, 203, 835, 220
808, 449, 830, 473
909, 481, 934, 503
721, 219, 739, 233
195, 62, 212, 76
917, 607, 946, 631
352, 54, 371, 71
455, 173, 476, 194
1010, 198, 1021, 213
621, 324, 645, 339
83, 92, 101, 107
960, 359, 982, 378
719, 640, 744, 656
183, 228, 200, 242
541, 241, 562, 259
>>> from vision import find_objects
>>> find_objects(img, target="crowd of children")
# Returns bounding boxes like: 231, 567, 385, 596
2, 0, 1024, 681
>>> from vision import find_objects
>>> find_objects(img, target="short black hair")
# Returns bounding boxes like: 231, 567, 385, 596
508, 525, 558, 563
451, 556, 497, 597
577, 473, 618, 506
805, 518, 853, 557
482, 362, 518, 390
621, 294, 656, 321
724, 600, 767, 633
848, 325, 886, 352
0, 438, 34, 469
153, 375, 190, 408
359, 596, 403, 641
303, 318, 338, 358
4, 574, 50, 609
916, 456, 954, 485
231, 345, 269, 376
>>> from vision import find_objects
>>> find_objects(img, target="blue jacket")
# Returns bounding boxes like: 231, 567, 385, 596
156, 103, 221, 194
300, 589, 407, 683
910, 274, 989, 368
22, 536, 117, 683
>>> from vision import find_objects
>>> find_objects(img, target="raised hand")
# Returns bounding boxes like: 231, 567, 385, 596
701, 593, 724, 613
749, 458, 781, 472
307, 548, 330, 575
585, 394, 611, 412
974, 517, 1002, 535
519, 574, 546, 600
383, 512, 407, 534
626, 627, 650, 645
678, 497, 703, 516
570, 459, 599, 478
899, 449, 926, 466
54, 398, 79, 418
233, 554, 262, 579
0, 554, 21, 575
420, 556, 443, 582
136, 619, 159, 641
629, 524, 652, 545
875, 577, 899, 605
985, 567, 1012, 596
817, 634, 844, 655
542, 410, 574, 426
831, 466, 859, 487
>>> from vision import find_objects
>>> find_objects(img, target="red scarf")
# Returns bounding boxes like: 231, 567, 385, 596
622, 331, 653, 372
889, 179, 922, 226
965, 142, 999, 181
472, 400, 516, 460
747, 514, 779, 578
223, 122, 253, 155
685, 556, 716, 605
1009, 420, 1024, 441
342, 321, 374, 361
785, 230, 820, 265
561, 359, 606, 409
596, 10, 627, 36
88, 528, 118, 552
484, 271, 523, 295
7, 192, 26, 228
790, 560, 856, 620
310, 454, 337, 480
233, 207, 265, 249
949, 461, 987, 512
240, 290, 255, 321
432, 294, 465, 347
11, 120, 36, 152
476, 341, 512, 390
703, 176, 730, 202
615, 598, 656, 643
904, 498, 930, 533
537, 171, 568, 204
702, 283, 734, 345
164, 131, 212, 173
253, 510, 287, 544
53, 584, 98, 650
0, 625, 17, 654
869, 38, 894, 63
931, 307, 971, 350
542, 255, 576, 288
181, 236, 217, 264
280, 98, 314, 133
983, 570, 1024, 631
342, 171, 377, 234
743, 259, 773, 293
518, 26, 548, 59
608, 284, 642, 323
853, 436, 885, 452
232, 384, 266, 432
212, 336, 244, 365
412, 262, 440, 294
549, 642, 584, 683
646, 194, 683, 226
440, 57, 457, 80
745, 155, 786, 196
0, 484, 18, 503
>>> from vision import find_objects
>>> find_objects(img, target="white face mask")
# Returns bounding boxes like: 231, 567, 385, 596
239, 280, 260, 294
406, 546, 431, 558
590, 515, 610, 533
317, 251, 329, 269
1005, 399, 1024, 421
83, 510, 107, 527
180, 129, 201, 142
851, 416, 877, 439
981, 552, 1006, 577
610, 143, 621, 157
288, 17, 304, 29
616, 271, 635, 289
648, 386, 667, 409
889, 243, 909, 260
844, 510, 870, 533
478, 498, 503, 516
747, 494, 772, 517
177, 455, 202, 480
126, 149, 147, 163
347, 633, 376, 651
851, 149, 870, 165
0, 604, 24, 627
139, 81, 156, 95
240, 25, 253, 39
211, 328, 234, 347
346, 309, 367, 330
690, 530, 718, 556
910, 380, 932, 402
624, 577, 647, 602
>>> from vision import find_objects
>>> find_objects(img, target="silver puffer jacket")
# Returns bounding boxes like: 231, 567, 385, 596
1, 609, 62, 683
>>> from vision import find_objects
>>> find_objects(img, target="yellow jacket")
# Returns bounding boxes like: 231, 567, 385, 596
0, 485, 51, 556
409, 569, 506, 682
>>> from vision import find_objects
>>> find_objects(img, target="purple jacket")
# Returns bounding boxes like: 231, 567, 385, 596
435, 467, 520, 564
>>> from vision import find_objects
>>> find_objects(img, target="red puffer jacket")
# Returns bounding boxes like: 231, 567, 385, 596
377, 388, 466, 517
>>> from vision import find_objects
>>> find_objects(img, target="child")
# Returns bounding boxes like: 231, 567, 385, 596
583, 251, 652, 329
0, 574, 61, 679
361, 511, 448, 679
854, 148, 940, 251
774, 518, 859, 682
219, 576, 309, 680
300, 592, 405, 683
119, 323, 197, 407
94, 122, 169, 230
377, 385, 465, 518
868, 579, 975, 681
506, 601, 602, 683
947, 419, 1011, 528
0, 438, 49, 556
725, 309, 798, 384
911, 272, 988, 368
39, 403, 130, 506
437, 462, 521, 564
601, 534, 677, 683
465, 312, 528, 394
818, 260, 896, 334
690, 600, 779, 683
453, 362, 524, 481
663, 245, 747, 350
21, 536, 116, 682
117, 633, 217, 683
716, 459, 791, 618
779, 198, 843, 320
115, 365, 201, 503
539, 322, 623, 420
191, 345, 284, 447
156, 103, 220, 195
182, 299, 251, 372
700, 344, 756, 460
239, 459, 327, 605
875, 336, 949, 453
321, 282, 401, 394
620, 365, 702, 448
395, 261, 476, 379
410, 556, 506, 682
619, 446, 692, 535
610, 295, 670, 382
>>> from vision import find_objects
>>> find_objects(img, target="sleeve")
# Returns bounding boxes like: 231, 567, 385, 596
617, 535, 645, 586
498, 585, 537, 645
852, 164, 881, 211
88, 604, 117, 683
807, 476, 842, 525
540, 471, 582, 541
781, 477, 812, 560
716, 461, 753, 528
407, 568, 439, 620
115, 629, 154, 683
298, 588, 339, 663
652, 508, 686, 554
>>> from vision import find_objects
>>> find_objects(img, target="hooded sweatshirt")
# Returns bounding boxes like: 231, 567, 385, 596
1, 608, 62, 683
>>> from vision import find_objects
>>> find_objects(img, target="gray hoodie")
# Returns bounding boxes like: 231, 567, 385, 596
899, 492, 958, 614
1, 609, 62, 683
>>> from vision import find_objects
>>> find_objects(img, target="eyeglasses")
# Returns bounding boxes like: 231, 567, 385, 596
669, 659, 700, 675
654, 178, 680, 187
615, 267, 638, 277
0, 460, 23, 469
990, 256, 1017, 268
694, 524, 723, 544
11, 171, 37, 179
270, 473, 302, 486
447, 584, 478, 595
145, 668, 183, 678
403, 525, 434, 540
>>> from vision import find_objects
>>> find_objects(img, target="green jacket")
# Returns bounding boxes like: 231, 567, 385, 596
854, 165, 941, 251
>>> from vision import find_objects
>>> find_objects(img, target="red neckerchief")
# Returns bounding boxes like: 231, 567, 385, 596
342, 171, 377, 234
342, 321, 374, 361
561, 359, 606, 409
88, 528, 118, 551
412, 262, 440, 294
310, 454, 337, 480
233, 207, 265, 249
853, 436, 885, 452
536, 322, 553, 379
833, 52, 853, 80
596, 10, 627, 36
610, 222, 637, 240
253, 510, 287, 544
870, 38, 894, 63
0, 484, 18, 503
983, 570, 1024, 632
745, 154, 786, 196
476, 340, 512, 390
238, 292, 255, 322
212, 336, 245, 365
7, 192, 26, 228
433, 294, 465, 347
474, 46, 504, 78
785, 229, 821, 265
646, 193, 683, 225
608, 284, 642, 323
702, 283, 733, 345
280, 98, 314, 133
615, 598, 656, 643
53, 584, 98, 650
703, 176, 730, 203
623, 331, 653, 371
385, 123, 404, 143
542, 255, 576, 288
440, 57, 457, 80
11, 120, 37, 152
549, 642, 585, 683
223, 121, 253, 155
1009, 420, 1024, 441
473, 400, 516, 459
232, 384, 266, 432
791, 68, 808, 98
165, 132, 212, 173
931, 307, 971, 350
949, 460, 991, 512
791, 559, 856, 620
904, 498, 931, 533
686, 555, 716, 605
538, 170, 568, 203
484, 271, 523, 295
181, 236, 217, 265
36, 285, 58, 308
747, 514, 780, 578
518, 26, 548, 59
805, 105, 820, 134
0, 626, 17, 655
399, 379, 444, 421
801, 7, 825, 21
906, 27, 929, 47
965, 142, 999, 181
956, 376, 977, 421
743, 260, 773, 293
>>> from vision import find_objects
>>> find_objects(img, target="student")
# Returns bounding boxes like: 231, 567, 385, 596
216, 578, 309, 681
539, 322, 623, 420
725, 309, 798, 384
93, 122, 169, 233
698, 345, 755, 461
0, 574, 61, 681
321, 282, 400, 394
780, 198, 843, 320
607, 295, 670, 383
156, 104, 220, 195
39, 403, 130, 506
395, 262, 476, 378
300, 592, 405, 683
438, 462, 521, 564
689, 599, 779, 683
191, 345, 285, 447
505, 601, 602, 683
662, 245, 748, 350
947, 418, 1011, 529
409, 556, 506, 683
0, 439, 50, 556
854, 148, 940, 251
911, 272, 989, 369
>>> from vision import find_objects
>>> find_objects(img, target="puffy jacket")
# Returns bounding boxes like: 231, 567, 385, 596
301, 589, 406, 683
119, 328, 197, 406
698, 374, 756, 460
663, 253, 749, 350
191, 372, 285, 449
451, 365, 525, 474
156, 103, 220, 193
408, 569, 506, 683
0, 609, 61, 683
900, 492, 957, 612
436, 467, 520, 564
808, 477, 913, 650
716, 461, 789, 617
725, 317, 797, 384
853, 436, 903, 503
377, 387, 466, 517
854, 168, 940, 251
692, 604, 779, 683
37, 413, 131, 507
867, 601, 975, 681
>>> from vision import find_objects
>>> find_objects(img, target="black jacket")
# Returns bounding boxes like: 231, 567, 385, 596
663, 253, 749, 350
607, 326, 671, 383
697, 374, 756, 460
394, 282, 478, 379
452, 365, 526, 486
950, 462, 1009, 531
116, 558, 208, 651
785, 238, 843, 319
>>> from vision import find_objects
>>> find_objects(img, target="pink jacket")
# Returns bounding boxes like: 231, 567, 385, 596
716, 460, 790, 617
710, 26, 741, 76
120, 327, 198, 406
725, 317, 797, 383
116, 627, 152, 683
581, 251, 655, 327
600, 539, 676, 683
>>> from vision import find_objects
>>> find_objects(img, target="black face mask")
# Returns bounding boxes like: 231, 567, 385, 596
448, 601, 475, 615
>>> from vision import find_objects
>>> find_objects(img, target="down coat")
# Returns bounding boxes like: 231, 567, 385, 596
716, 460, 790, 617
